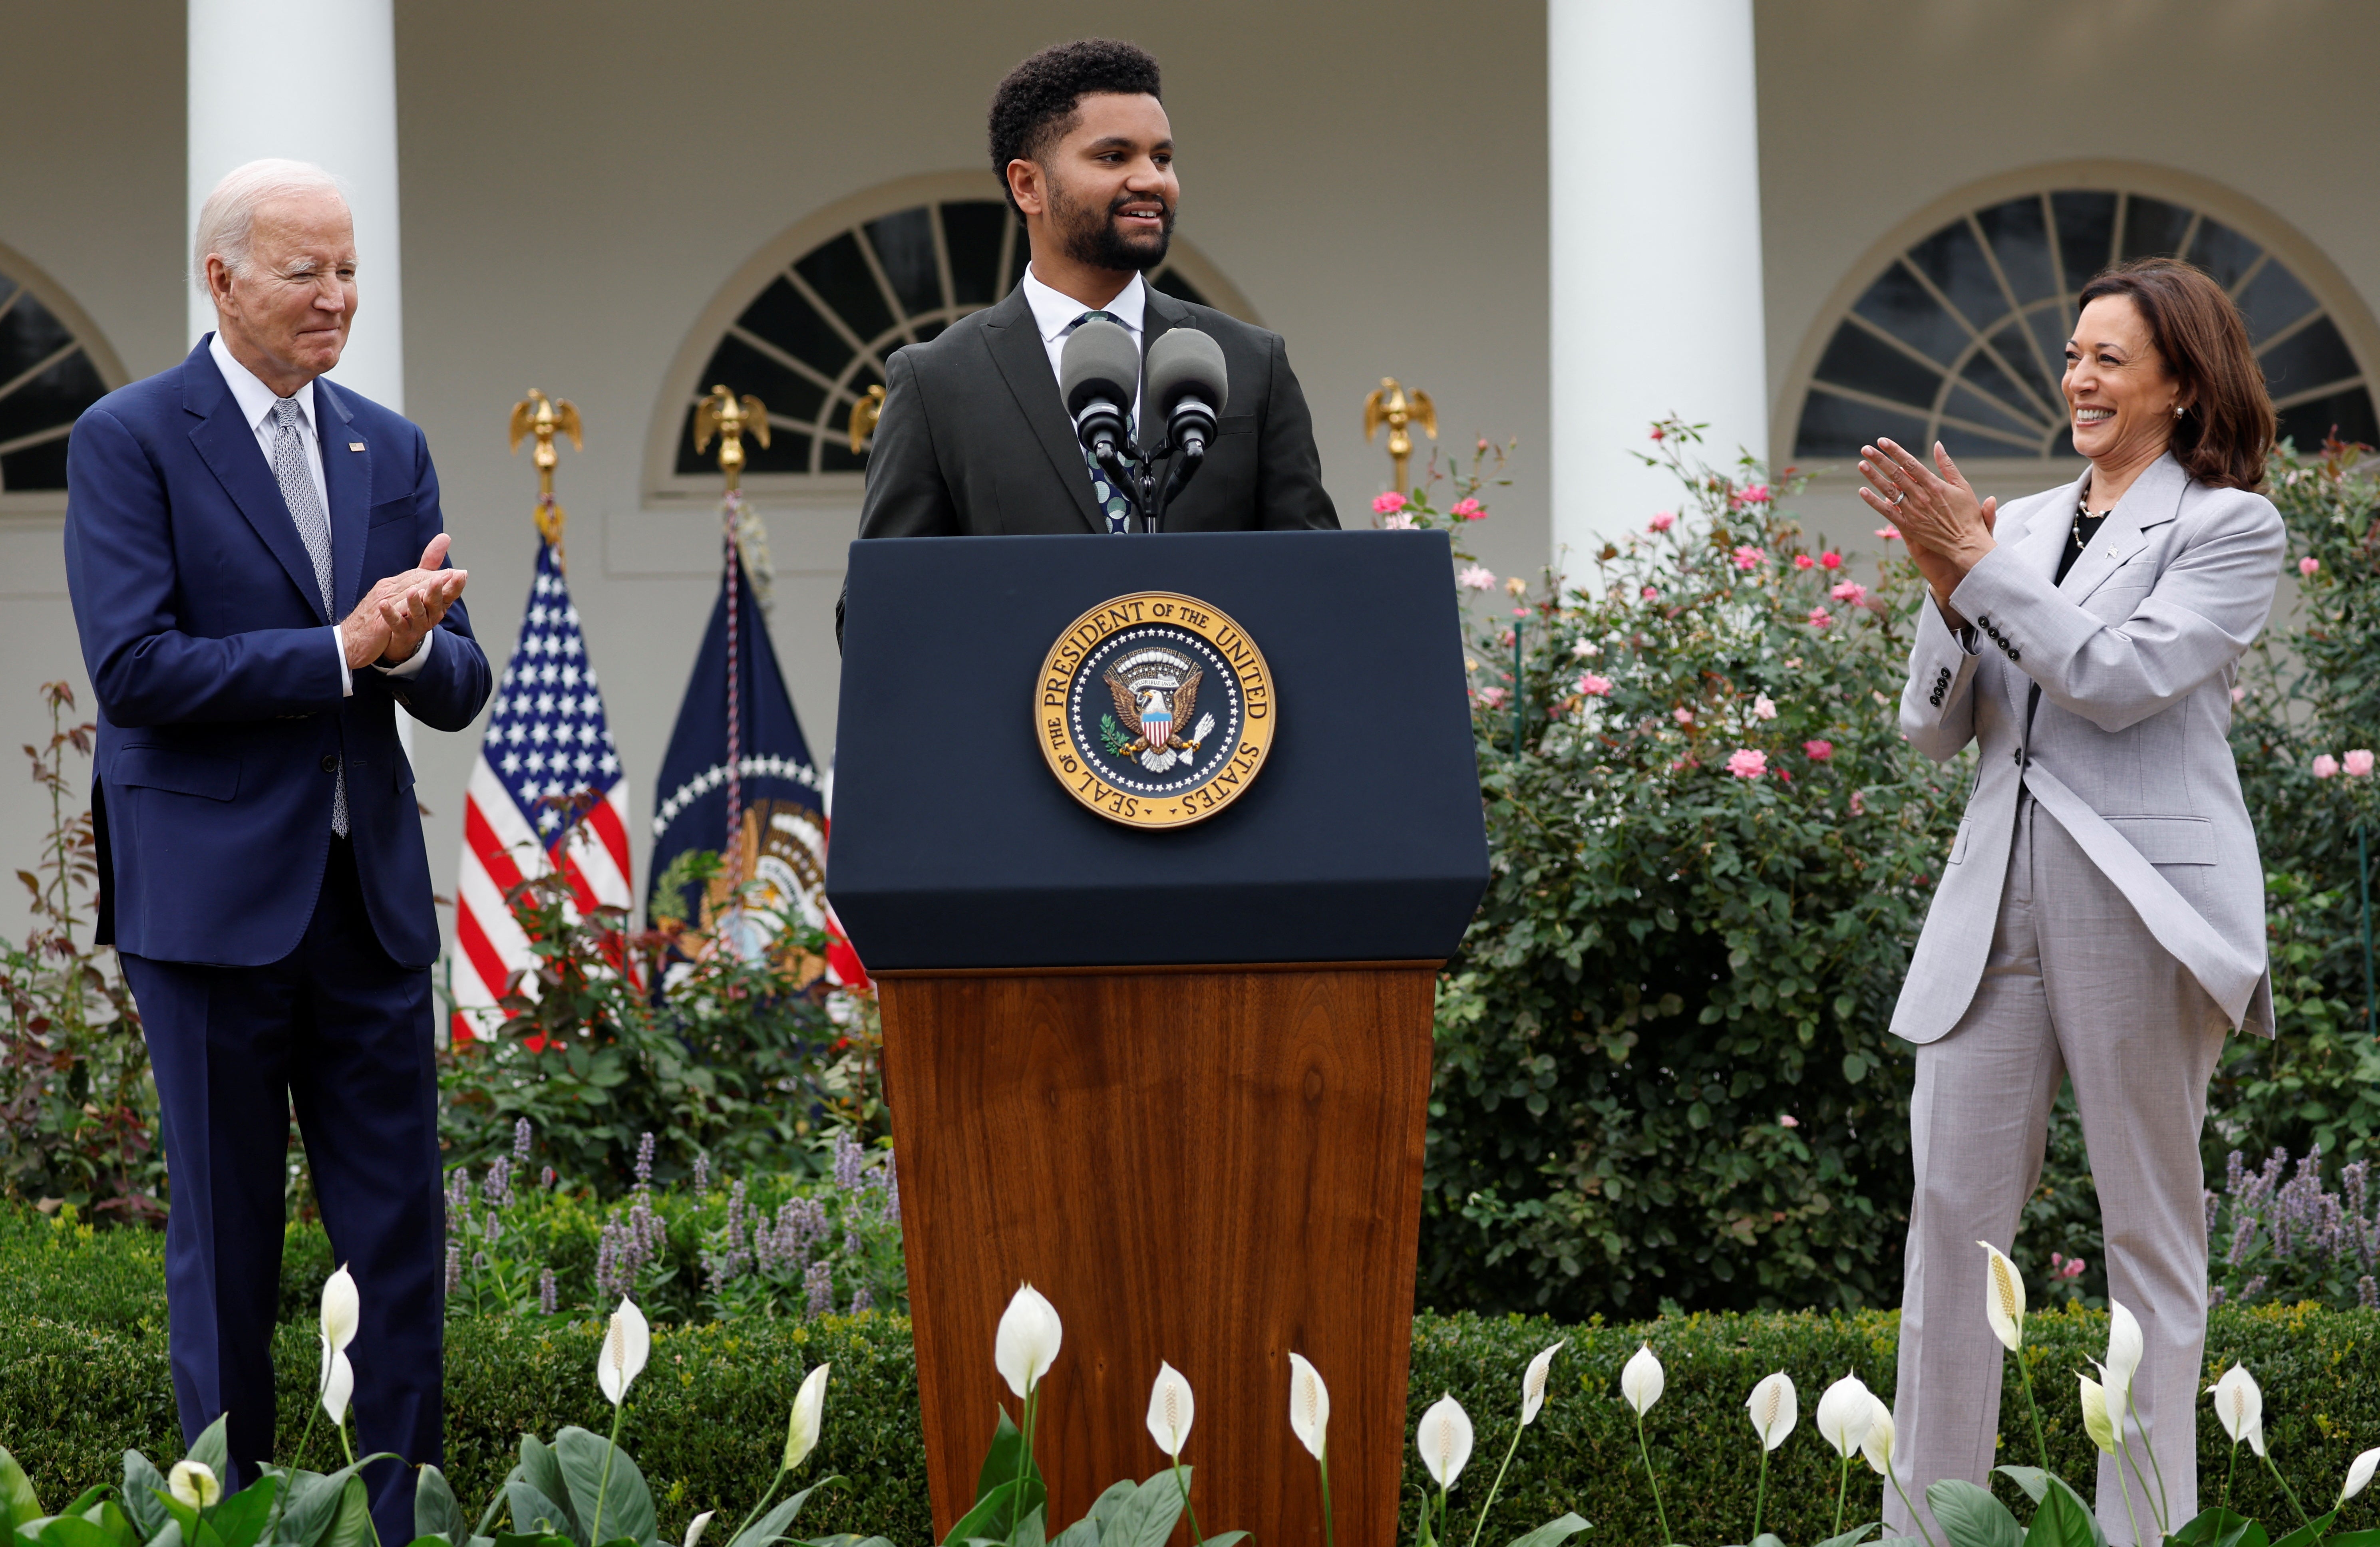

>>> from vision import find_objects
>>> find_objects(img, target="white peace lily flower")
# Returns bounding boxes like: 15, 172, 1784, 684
2104, 1300, 2144, 1410
1521, 1340, 1566, 1427
167, 1460, 221, 1509
320, 1265, 360, 1354
320, 1338, 356, 1427
2341, 1446, 2380, 1503
682, 1511, 716, 1547
1416, 1394, 1474, 1489
2207, 1365, 2264, 1456
994, 1283, 1063, 1399
598, 1296, 650, 1406
785, 1363, 830, 1471
1146, 1361, 1195, 1459
1815, 1372, 1876, 1460
1745, 1371, 1797, 1452
1620, 1344, 1664, 1418
2079, 1373, 2118, 1456
1859, 1395, 1894, 1476
1978, 1241, 2027, 1351
1287, 1353, 1330, 1461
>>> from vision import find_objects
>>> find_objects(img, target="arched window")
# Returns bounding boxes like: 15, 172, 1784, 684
647, 173, 1254, 497
0, 247, 119, 497
1791, 182, 2379, 463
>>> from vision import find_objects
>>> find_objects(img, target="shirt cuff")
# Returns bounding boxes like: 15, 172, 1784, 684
373, 628, 435, 678
330, 624, 354, 697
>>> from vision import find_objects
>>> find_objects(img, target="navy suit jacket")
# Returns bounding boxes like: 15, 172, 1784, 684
64, 337, 491, 971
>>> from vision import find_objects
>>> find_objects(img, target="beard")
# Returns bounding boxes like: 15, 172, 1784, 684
1047, 174, 1175, 272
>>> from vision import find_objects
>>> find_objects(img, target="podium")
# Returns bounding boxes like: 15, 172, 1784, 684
829, 531, 1487, 1547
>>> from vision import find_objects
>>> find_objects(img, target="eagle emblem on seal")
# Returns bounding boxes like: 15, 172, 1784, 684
1100, 647, 1218, 773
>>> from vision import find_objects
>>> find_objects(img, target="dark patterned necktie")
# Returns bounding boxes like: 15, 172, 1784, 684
269, 397, 347, 835
1070, 310, 1136, 533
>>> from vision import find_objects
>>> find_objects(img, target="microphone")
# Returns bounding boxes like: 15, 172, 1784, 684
1059, 319, 1141, 468
1145, 328, 1228, 461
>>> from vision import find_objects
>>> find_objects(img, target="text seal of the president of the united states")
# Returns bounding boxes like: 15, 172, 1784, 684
1037, 592, 1275, 828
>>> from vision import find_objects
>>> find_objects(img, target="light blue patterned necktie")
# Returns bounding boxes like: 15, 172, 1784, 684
1070, 310, 1136, 534
269, 396, 347, 835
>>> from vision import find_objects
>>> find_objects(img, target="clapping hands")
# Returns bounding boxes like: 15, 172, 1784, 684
341, 534, 469, 669
1857, 438, 1999, 624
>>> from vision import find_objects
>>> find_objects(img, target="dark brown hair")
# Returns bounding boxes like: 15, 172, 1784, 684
988, 40, 1162, 218
2076, 257, 2274, 490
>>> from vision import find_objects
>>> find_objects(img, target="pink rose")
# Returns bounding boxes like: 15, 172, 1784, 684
1849, 789, 1867, 816
1451, 497, 1484, 520
1648, 511, 1676, 532
2231, 685, 2246, 703
1649, 424, 1666, 441
1641, 585, 1661, 602
1477, 686, 1508, 708
1809, 607, 1835, 629
1458, 564, 1495, 590
1577, 673, 1613, 697
1793, 554, 1815, 570
1741, 483, 1773, 504
1753, 693, 1778, 721
1733, 545, 1766, 570
1779, 1114, 1800, 1129
1818, 551, 1843, 570
1674, 707, 1695, 725
1372, 492, 1408, 515
1380, 512, 1417, 530
2300, 556, 2320, 576
2313, 753, 2340, 778
1803, 739, 1833, 761
2349, 749, 2376, 776
1876, 525, 1900, 542
1726, 747, 1768, 779
1830, 580, 1869, 604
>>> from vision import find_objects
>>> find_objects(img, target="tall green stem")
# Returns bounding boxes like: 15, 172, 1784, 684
2111, 1451, 2142, 1547
2222, 1440, 2239, 1511
2120, 1387, 2171, 1536
591, 1400, 624, 1545
1833, 1454, 1851, 1538
1633, 1410, 1671, 1547
1466, 1423, 1526, 1547
728, 1466, 786, 1547
2012, 1349, 2051, 1472
2263, 1452, 2312, 1531
1316, 1449, 1333, 1547
1888, 1471, 1941, 1547
1010, 1385, 1038, 1536
1751, 1446, 1771, 1541
1170, 1454, 1204, 1547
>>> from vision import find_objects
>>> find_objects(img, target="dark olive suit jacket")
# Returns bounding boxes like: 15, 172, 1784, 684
855, 282, 1339, 540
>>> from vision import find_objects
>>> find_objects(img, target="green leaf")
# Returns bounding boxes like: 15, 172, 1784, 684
1010, 1508, 1045, 1547
116, 1458, 168, 1545
185, 1421, 230, 1490
727, 1482, 843, 1547
506, 1485, 579, 1546
1045, 1522, 1099, 1547
2318, 1533, 2380, 1547
202, 1479, 277, 1547
516, 1440, 578, 1543
2020, 1478, 2098, 1547
1992, 1469, 2051, 1505
1096, 1476, 1185, 1547
417, 1468, 469, 1547
940, 1484, 1016, 1547
491, 1534, 577, 1547
1193, 1535, 1248, 1547
2171, 1506, 2257, 1547
320, 1478, 375, 1547
84, 1501, 138, 1547
1926, 1480, 2021, 1547
273, 1458, 398, 1547
962, 1412, 1043, 1540
34, 1519, 120, 1547
1502, 1515, 1590, 1547
0, 1451, 42, 1536
1084, 1483, 1136, 1541
2265, 1511, 2335, 1547
1814, 1526, 1879, 1547
552, 1428, 656, 1547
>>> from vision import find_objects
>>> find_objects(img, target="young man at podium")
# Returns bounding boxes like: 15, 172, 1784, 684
855, 39, 1340, 543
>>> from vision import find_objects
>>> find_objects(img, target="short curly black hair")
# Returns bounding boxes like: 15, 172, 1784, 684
988, 39, 1162, 216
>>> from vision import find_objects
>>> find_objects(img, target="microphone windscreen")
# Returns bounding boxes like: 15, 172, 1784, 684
1060, 320, 1141, 415
1145, 328, 1229, 418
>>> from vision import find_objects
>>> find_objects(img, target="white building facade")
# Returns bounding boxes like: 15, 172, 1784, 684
5, 0, 2374, 955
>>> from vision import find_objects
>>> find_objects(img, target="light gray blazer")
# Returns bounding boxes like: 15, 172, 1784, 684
1891, 451, 2285, 1045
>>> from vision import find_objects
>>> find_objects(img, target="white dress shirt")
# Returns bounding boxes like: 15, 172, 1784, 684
1021, 266, 1146, 429
207, 332, 431, 693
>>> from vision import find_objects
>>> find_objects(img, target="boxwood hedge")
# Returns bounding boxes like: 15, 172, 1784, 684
7, 1209, 2379, 1547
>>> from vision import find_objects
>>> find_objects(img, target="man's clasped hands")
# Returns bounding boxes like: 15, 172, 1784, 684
340, 532, 468, 670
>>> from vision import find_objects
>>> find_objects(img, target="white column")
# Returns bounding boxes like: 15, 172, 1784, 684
1548, 0, 1767, 567
187, 0, 405, 413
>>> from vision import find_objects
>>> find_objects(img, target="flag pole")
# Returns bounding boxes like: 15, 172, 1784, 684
693, 386, 769, 890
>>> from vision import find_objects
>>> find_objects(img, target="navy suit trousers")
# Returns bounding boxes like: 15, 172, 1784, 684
123, 836, 443, 1547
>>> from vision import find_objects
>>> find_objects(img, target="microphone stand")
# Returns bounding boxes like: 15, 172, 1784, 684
1093, 432, 1207, 534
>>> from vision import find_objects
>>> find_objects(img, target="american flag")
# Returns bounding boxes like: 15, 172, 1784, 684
449, 539, 631, 1042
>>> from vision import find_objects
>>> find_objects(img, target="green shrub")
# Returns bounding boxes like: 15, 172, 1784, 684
1427, 424, 1959, 1321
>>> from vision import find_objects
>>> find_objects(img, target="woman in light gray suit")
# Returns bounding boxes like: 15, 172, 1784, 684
1859, 258, 2283, 1543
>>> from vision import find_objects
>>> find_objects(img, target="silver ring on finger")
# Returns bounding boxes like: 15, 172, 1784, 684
1892, 490, 1908, 505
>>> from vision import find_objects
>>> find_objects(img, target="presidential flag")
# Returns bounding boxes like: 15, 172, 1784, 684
449, 539, 631, 1041
648, 532, 859, 987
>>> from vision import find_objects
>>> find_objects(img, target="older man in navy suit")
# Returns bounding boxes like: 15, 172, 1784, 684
64, 159, 489, 1543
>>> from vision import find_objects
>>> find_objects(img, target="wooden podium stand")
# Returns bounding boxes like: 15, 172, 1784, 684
831, 532, 1486, 1547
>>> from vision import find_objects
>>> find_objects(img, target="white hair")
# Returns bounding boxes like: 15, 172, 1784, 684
191, 159, 349, 290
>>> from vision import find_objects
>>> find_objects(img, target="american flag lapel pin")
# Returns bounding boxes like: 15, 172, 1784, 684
348, 441, 365, 451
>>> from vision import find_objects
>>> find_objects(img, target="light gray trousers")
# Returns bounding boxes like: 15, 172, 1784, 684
1885, 796, 2229, 1545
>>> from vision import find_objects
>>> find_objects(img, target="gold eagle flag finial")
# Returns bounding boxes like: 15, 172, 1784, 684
693, 384, 770, 492
1362, 376, 1438, 500
508, 388, 584, 564
848, 383, 886, 456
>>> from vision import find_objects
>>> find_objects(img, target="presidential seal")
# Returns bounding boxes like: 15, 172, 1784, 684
1037, 592, 1275, 828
